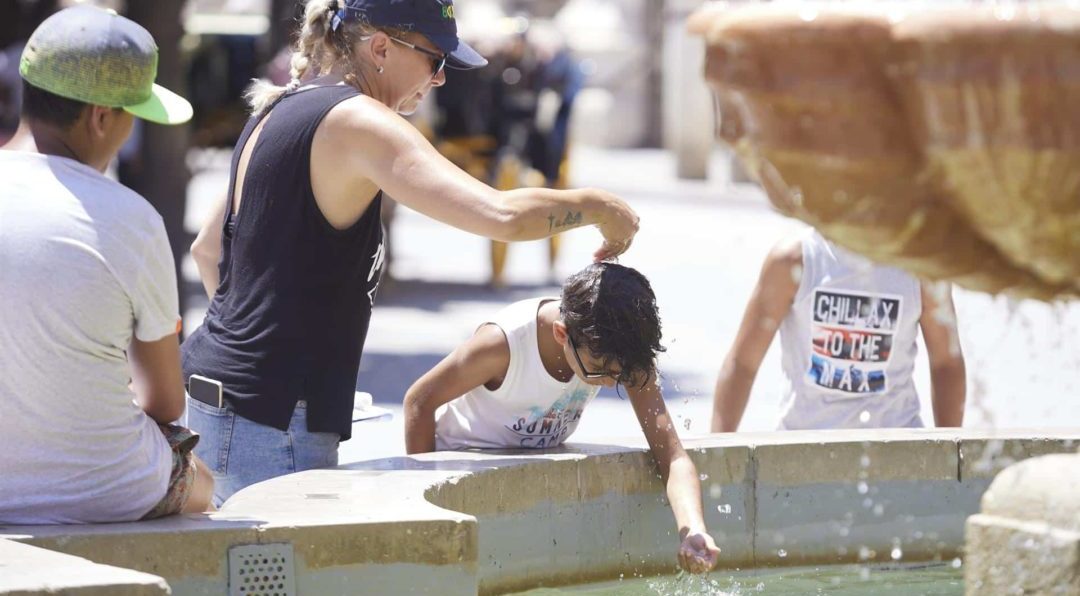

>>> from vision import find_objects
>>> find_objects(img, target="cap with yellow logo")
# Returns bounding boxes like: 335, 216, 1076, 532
333, 0, 487, 70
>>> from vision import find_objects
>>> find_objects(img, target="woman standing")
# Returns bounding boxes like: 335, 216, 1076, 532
183, 0, 639, 505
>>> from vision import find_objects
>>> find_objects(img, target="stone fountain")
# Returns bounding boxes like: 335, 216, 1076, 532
689, 1, 1080, 301
691, 3, 1080, 593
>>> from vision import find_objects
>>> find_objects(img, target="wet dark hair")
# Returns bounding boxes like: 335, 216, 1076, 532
21, 80, 88, 130
559, 262, 665, 388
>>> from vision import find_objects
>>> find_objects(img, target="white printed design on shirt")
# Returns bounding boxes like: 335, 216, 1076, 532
367, 240, 384, 306
503, 386, 592, 448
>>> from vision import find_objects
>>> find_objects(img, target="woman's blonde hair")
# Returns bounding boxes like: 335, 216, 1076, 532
245, 0, 405, 115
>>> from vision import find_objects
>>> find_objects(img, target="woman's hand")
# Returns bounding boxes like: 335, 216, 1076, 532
591, 189, 640, 261
678, 530, 720, 574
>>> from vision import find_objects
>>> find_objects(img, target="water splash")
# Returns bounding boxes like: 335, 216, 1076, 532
973, 439, 1010, 475
709, 484, 723, 499
644, 572, 735, 596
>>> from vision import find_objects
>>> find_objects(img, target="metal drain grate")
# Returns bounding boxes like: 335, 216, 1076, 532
228, 543, 296, 596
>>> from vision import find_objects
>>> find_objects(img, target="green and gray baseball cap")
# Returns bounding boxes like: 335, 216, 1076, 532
19, 5, 192, 125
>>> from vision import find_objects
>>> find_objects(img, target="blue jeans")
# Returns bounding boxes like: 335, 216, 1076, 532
185, 398, 340, 507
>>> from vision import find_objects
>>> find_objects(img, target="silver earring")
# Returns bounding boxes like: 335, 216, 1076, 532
377, 66, 384, 74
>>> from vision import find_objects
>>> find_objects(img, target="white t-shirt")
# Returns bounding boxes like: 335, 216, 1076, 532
778, 230, 923, 430
0, 151, 178, 524
435, 298, 600, 450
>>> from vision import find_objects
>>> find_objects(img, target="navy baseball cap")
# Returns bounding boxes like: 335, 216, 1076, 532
333, 0, 488, 70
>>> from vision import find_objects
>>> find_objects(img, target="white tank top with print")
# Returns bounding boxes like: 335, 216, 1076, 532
777, 231, 923, 430
435, 298, 600, 450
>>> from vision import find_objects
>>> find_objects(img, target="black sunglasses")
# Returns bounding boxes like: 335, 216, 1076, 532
390, 37, 447, 77
567, 334, 612, 379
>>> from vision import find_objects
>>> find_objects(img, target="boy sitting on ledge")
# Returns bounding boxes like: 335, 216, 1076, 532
404, 262, 720, 573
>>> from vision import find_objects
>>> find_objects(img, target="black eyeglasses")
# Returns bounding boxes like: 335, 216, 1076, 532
389, 37, 447, 77
567, 334, 611, 379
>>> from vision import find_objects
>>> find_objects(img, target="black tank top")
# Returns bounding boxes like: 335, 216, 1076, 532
182, 85, 384, 440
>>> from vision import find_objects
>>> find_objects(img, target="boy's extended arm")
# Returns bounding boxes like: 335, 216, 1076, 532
129, 333, 186, 424
628, 378, 720, 573
920, 283, 966, 427
711, 240, 801, 432
403, 324, 511, 454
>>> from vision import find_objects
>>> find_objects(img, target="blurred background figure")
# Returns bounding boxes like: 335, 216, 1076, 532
0, 0, 60, 144
432, 13, 585, 287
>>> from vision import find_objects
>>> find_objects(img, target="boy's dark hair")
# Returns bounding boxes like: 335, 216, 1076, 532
560, 262, 665, 388
21, 80, 89, 130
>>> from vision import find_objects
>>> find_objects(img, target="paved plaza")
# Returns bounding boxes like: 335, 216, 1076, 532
183, 147, 1080, 464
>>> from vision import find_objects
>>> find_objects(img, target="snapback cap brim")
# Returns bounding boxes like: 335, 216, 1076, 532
428, 33, 488, 70
123, 83, 193, 125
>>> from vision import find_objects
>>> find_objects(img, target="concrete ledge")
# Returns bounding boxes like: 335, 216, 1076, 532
960, 433, 1078, 481
753, 434, 961, 567
0, 539, 168, 595
2, 429, 1077, 595
3, 516, 262, 594
422, 442, 755, 594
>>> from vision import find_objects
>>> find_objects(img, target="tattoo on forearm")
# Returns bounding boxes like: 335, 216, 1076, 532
548, 210, 583, 231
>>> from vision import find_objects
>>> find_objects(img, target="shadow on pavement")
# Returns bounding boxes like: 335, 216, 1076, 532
356, 351, 448, 405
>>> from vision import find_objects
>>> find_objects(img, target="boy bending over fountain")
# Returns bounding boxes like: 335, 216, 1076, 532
404, 262, 719, 573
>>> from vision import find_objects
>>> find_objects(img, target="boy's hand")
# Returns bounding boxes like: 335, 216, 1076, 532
678, 530, 720, 573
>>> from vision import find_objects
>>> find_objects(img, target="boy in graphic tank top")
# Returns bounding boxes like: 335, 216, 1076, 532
711, 229, 967, 432
404, 263, 720, 574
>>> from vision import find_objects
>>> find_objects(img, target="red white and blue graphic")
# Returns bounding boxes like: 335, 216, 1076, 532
806, 289, 902, 395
